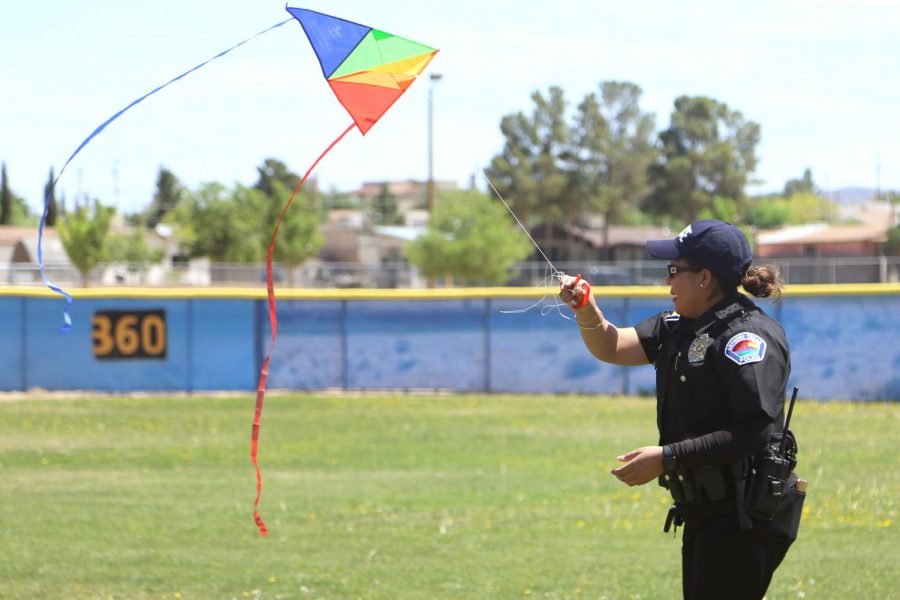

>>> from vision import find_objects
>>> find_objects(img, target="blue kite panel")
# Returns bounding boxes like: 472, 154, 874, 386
264, 300, 344, 390
344, 300, 486, 390
287, 8, 371, 78
0, 297, 25, 391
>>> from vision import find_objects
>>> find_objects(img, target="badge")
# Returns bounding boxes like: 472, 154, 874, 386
725, 332, 767, 365
688, 333, 713, 364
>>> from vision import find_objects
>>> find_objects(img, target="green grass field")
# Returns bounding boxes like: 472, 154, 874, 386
0, 393, 897, 599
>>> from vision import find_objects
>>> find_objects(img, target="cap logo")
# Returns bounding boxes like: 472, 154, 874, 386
677, 225, 693, 243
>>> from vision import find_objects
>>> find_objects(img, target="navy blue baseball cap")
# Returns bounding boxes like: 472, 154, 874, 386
646, 220, 752, 286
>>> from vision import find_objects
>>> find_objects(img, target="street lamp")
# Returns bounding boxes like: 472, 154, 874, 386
427, 73, 443, 215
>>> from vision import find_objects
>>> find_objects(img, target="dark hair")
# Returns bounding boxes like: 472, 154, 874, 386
741, 265, 783, 300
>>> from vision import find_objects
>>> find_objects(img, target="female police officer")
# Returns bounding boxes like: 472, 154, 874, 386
559, 220, 804, 600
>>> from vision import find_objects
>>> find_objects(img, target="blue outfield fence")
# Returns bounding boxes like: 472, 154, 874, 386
2, 285, 899, 401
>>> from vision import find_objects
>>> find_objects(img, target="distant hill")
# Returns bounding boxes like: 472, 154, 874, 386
822, 187, 883, 205
751, 186, 894, 205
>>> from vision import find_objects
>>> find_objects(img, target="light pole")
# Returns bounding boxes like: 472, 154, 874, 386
427, 73, 443, 215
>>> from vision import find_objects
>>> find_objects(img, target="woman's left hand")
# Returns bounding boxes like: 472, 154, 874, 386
610, 446, 664, 486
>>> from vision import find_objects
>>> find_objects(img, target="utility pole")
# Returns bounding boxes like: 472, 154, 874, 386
425, 73, 443, 289
113, 161, 120, 207
876, 153, 881, 201
427, 73, 443, 215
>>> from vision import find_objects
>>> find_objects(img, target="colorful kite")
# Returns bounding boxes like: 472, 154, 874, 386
36, 6, 437, 537
287, 7, 438, 134
252, 8, 438, 537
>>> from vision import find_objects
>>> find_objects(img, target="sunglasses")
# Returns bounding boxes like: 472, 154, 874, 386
667, 263, 703, 276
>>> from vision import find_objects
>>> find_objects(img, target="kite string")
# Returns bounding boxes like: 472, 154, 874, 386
480, 171, 564, 281
38, 17, 294, 329
480, 170, 589, 322
252, 121, 357, 537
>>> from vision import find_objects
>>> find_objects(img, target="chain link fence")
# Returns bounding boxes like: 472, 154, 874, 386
3, 256, 899, 288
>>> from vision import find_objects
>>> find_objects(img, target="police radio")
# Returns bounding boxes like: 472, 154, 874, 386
745, 386, 802, 520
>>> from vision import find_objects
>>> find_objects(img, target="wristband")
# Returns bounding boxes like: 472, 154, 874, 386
662, 444, 678, 473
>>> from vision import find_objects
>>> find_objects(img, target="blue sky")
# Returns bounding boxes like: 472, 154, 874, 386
2, 0, 899, 214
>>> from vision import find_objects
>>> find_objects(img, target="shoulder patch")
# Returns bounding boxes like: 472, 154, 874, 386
663, 312, 681, 323
724, 332, 767, 365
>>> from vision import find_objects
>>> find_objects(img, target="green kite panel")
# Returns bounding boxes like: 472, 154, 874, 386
329, 30, 437, 79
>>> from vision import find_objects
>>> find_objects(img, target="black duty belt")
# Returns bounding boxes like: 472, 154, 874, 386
659, 463, 734, 504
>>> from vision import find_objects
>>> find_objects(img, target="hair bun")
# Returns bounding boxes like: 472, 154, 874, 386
742, 265, 783, 299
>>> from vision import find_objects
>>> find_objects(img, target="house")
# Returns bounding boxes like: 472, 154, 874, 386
311, 210, 426, 287
0, 225, 72, 285
529, 223, 674, 262
403, 209, 430, 228
351, 179, 458, 213
372, 226, 427, 288
846, 201, 898, 229
1, 220, 190, 287
518, 224, 675, 285
755, 222, 895, 284
755, 223, 888, 258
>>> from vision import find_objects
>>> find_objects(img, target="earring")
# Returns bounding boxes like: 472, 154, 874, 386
700, 283, 705, 288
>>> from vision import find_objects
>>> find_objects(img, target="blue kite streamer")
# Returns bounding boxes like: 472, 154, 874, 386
39, 17, 293, 330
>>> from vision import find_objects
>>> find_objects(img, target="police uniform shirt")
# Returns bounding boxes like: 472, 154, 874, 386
634, 293, 791, 449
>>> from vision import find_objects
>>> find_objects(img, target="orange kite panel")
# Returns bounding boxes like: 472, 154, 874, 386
328, 80, 406, 134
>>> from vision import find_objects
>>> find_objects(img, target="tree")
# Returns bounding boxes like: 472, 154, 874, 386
168, 180, 322, 282
250, 158, 323, 282
57, 199, 115, 286
254, 158, 301, 198
485, 86, 573, 239
885, 226, 900, 256
1, 163, 11, 225
170, 183, 258, 262
104, 228, 165, 267
573, 81, 658, 255
44, 167, 59, 227
371, 183, 402, 225
697, 196, 741, 223
0, 163, 33, 226
744, 196, 792, 228
887, 192, 898, 230
405, 190, 532, 285
745, 191, 838, 228
263, 181, 323, 285
321, 187, 358, 211
694, 196, 755, 249
783, 192, 838, 223
486, 82, 661, 261
783, 168, 816, 197
646, 96, 760, 223
144, 166, 183, 228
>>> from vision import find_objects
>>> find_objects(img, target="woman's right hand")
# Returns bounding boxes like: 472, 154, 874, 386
558, 275, 646, 365
559, 274, 591, 311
